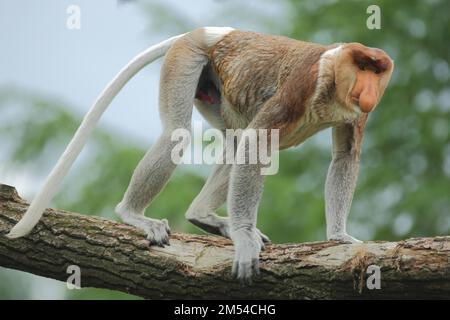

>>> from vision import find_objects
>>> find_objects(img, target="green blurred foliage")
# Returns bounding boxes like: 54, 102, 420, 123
281, 0, 450, 240
0, 0, 449, 299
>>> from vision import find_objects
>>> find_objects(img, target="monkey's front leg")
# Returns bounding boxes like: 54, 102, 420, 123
228, 155, 266, 284
325, 117, 368, 243
185, 162, 270, 244
325, 153, 362, 243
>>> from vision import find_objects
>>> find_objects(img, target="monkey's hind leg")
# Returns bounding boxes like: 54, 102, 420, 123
185, 162, 270, 245
116, 35, 208, 246
115, 135, 176, 247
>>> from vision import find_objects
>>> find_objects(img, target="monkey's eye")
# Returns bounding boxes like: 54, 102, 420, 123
374, 69, 381, 74
357, 63, 365, 71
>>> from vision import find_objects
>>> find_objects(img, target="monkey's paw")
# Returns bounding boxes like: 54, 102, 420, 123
141, 218, 171, 247
328, 233, 362, 244
230, 228, 262, 285
116, 204, 171, 247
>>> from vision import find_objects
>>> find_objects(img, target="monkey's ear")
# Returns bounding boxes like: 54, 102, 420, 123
349, 44, 393, 74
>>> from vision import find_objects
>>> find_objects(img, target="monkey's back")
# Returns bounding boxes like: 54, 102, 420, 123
208, 31, 329, 120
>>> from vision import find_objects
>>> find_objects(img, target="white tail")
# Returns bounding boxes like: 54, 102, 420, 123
7, 34, 185, 239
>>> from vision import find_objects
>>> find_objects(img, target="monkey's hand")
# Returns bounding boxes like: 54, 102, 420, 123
230, 227, 262, 285
328, 233, 362, 244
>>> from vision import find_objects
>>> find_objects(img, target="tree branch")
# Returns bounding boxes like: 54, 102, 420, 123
0, 183, 449, 299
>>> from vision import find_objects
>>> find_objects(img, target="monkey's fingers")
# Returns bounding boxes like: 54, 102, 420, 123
232, 260, 258, 286
238, 264, 253, 286
146, 220, 171, 247
150, 240, 170, 247
148, 236, 170, 247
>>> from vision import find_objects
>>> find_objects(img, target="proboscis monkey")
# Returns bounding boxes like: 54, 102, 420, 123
8, 27, 394, 284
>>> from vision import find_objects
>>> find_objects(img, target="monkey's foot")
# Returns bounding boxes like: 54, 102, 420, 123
231, 228, 262, 285
131, 217, 171, 247
141, 218, 171, 246
328, 233, 362, 244
116, 204, 171, 247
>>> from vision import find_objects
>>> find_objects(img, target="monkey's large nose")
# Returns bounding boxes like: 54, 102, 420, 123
358, 87, 378, 113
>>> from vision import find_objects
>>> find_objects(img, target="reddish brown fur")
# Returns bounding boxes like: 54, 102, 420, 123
278, 45, 327, 124
209, 31, 332, 129
204, 30, 393, 146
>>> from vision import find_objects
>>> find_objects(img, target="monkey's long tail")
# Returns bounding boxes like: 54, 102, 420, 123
7, 34, 185, 239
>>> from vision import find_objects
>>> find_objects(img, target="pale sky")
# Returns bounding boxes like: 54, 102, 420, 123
0, 0, 280, 143
0, 0, 202, 143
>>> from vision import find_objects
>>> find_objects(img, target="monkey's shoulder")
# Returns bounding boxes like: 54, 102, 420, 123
209, 29, 328, 60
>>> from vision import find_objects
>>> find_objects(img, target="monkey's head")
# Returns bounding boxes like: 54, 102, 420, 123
334, 43, 394, 113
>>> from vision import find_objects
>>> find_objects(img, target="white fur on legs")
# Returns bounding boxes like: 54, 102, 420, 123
115, 132, 178, 246
185, 163, 231, 236
115, 202, 170, 246
228, 160, 267, 284
325, 129, 363, 244
231, 227, 262, 284
116, 34, 208, 246
185, 162, 270, 245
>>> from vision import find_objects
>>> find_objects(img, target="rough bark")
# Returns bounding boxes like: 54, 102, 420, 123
0, 183, 449, 299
